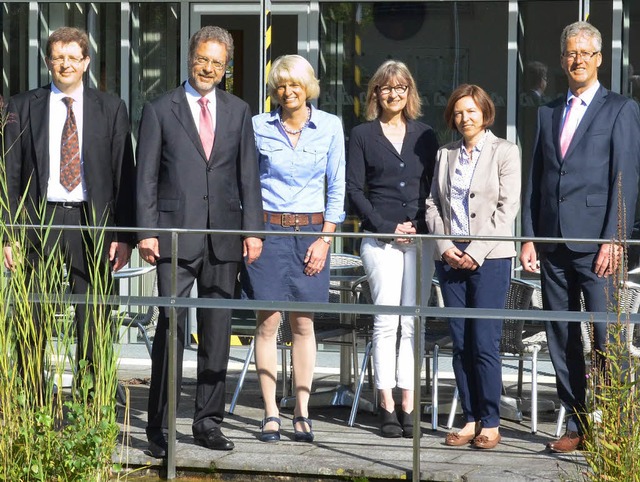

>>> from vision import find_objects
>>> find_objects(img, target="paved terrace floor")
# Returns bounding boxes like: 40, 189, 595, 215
111, 343, 586, 481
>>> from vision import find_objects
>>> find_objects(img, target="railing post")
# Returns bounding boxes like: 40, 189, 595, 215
412, 235, 424, 482
166, 230, 179, 479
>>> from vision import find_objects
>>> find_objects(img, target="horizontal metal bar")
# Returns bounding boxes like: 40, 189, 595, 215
25, 293, 640, 325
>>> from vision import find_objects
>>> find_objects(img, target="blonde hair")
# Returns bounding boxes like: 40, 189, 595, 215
364, 60, 422, 121
268, 55, 320, 103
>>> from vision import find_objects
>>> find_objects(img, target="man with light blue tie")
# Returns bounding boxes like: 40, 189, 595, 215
521, 21, 640, 453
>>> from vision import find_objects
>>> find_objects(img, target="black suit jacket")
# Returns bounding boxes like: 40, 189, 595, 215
346, 119, 438, 234
4, 85, 136, 244
135, 84, 263, 261
522, 85, 640, 252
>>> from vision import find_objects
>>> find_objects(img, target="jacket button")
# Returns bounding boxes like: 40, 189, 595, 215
399, 181, 406, 187
561, 170, 566, 176
402, 202, 407, 207
560, 197, 565, 202
470, 193, 475, 198
207, 167, 213, 172
470, 213, 476, 218
399, 162, 405, 168
203, 195, 208, 200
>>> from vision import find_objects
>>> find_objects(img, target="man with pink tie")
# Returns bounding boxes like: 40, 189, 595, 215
521, 21, 640, 453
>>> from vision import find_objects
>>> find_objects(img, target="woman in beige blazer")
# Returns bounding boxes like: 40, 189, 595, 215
425, 84, 521, 450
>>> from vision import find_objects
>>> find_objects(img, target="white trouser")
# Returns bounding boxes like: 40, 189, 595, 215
360, 236, 434, 390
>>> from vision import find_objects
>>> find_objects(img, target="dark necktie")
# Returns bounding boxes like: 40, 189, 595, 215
198, 97, 214, 158
60, 97, 81, 191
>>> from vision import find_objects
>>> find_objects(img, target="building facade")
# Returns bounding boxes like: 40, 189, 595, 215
2, 1, 639, 252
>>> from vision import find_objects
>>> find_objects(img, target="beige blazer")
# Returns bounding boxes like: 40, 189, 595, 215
425, 130, 521, 265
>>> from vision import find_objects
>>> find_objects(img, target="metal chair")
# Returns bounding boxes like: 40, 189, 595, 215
443, 278, 549, 433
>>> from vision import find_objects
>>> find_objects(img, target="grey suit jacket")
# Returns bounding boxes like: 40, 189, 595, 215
522, 85, 640, 252
425, 131, 521, 265
4, 84, 136, 244
136, 84, 263, 261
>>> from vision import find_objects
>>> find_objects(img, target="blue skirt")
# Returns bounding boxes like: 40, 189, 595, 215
241, 221, 330, 302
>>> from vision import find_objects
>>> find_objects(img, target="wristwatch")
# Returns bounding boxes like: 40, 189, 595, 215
320, 235, 332, 245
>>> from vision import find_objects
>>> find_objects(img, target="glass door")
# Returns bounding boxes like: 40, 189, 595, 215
191, 2, 317, 115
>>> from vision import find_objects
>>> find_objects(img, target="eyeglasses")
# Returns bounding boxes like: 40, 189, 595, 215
563, 51, 600, 61
378, 85, 409, 95
49, 56, 86, 66
193, 56, 226, 71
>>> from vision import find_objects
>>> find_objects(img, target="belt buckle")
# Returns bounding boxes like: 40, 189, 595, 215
280, 213, 290, 227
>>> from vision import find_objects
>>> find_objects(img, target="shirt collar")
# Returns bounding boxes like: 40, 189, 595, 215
567, 81, 600, 107
184, 81, 216, 103
461, 129, 489, 157
269, 103, 316, 129
50, 82, 84, 103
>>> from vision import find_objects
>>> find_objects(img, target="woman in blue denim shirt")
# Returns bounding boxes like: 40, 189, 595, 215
243, 55, 346, 443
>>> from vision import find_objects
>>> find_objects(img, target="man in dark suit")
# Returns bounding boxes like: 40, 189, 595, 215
3, 27, 135, 384
521, 21, 640, 453
136, 26, 263, 456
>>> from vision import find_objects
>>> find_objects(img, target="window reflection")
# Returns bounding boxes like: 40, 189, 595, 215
130, 2, 180, 136
629, 1, 640, 103
319, 2, 508, 253
37, 3, 121, 94
0, 2, 29, 99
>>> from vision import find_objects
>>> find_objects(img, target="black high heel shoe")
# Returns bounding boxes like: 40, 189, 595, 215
292, 416, 314, 442
259, 416, 281, 442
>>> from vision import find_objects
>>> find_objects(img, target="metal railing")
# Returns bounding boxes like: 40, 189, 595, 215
6, 223, 640, 481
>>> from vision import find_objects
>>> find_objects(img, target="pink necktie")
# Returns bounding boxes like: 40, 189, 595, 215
560, 97, 580, 158
198, 97, 214, 158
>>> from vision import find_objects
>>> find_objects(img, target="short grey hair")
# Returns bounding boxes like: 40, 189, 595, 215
560, 21, 602, 53
189, 26, 234, 64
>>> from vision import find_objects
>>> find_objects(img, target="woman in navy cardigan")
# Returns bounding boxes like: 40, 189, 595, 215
347, 60, 438, 438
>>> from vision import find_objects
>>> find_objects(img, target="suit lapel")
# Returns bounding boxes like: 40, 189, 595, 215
171, 84, 208, 161
373, 119, 404, 160
563, 86, 607, 160
447, 139, 462, 184
212, 90, 231, 163
30, 87, 51, 192
552, 101, 565, 161
470, 132, 498, 190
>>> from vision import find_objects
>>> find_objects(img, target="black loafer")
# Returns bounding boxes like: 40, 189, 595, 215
194, 427, 235, 451
146, 429, 168, 458
259, 416, 281, 442
380, 409, 402, 438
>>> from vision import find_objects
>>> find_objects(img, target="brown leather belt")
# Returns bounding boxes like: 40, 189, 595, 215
453, 239, 471, 243
264, 211, 324, 228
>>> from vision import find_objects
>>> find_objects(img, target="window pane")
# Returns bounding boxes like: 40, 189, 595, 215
37, 3, 121, 95
517, 1, 577, 195
1, 2, 29, 99
319, 2, 509, 253
629, 1, 640, 102
130, 2, 180, 137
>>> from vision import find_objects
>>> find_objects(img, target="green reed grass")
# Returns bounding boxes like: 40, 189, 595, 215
0, 94, 125, 481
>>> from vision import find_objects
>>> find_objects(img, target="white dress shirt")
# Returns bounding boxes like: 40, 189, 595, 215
47, 83, 87, 202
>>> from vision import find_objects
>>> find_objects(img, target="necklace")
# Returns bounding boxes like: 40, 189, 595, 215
280, 107, 311, 135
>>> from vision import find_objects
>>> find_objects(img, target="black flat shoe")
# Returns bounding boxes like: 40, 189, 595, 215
146, 429, 168, 458
259, 416, 281, 442
293, 416, 314, 442
194, 427, 235, 451
398, 410, 422, 438
380, 409, 402, 438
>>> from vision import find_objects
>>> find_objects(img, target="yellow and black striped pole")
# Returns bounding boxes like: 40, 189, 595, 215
260, 0, 272, 113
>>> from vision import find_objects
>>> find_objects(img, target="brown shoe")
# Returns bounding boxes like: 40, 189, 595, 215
546, 431, 584, 453
472, 433, 501, 449
445, 431, 475, 446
